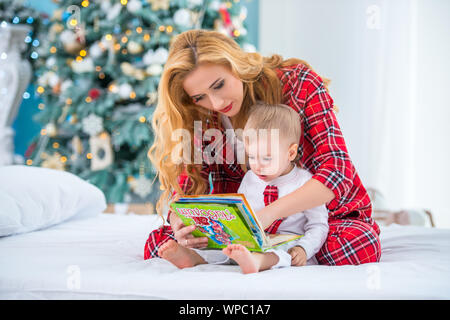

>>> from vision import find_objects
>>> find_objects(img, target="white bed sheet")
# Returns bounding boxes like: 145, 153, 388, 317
1, 213, 449, 300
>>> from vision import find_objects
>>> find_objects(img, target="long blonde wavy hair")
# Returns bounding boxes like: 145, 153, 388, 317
148, 29, 331, 218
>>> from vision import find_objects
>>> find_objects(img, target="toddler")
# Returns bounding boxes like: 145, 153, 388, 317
158, 103, 329, 273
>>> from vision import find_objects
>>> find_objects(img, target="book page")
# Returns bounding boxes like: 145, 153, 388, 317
265, 234, 304, 249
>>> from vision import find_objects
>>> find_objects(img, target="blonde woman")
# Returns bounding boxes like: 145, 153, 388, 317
144, 30, 381, 266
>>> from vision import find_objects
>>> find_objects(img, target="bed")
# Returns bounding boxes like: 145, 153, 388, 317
1, 166, 449, 300
1, 213, 450, 300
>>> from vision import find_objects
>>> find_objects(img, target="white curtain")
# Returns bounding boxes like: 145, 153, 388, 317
259, 0, 450, 227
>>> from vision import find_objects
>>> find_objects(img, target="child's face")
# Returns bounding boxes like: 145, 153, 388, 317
245, 134, 298, 183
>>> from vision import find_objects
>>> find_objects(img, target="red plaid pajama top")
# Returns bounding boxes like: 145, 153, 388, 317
144, 63, 381, 265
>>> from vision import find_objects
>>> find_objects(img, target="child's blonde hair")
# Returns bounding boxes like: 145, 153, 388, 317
243, 102, 302, 166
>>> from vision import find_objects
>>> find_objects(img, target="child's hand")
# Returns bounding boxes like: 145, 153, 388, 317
288, 246, 307, 266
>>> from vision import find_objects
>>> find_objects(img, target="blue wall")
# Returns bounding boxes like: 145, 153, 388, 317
13, 0, 259, 156
12, 0, 57, 156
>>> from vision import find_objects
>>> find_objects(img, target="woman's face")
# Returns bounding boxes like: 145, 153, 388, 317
182, 63, 244, 117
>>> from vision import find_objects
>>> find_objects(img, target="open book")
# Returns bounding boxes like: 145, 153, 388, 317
170, 193, 303, 252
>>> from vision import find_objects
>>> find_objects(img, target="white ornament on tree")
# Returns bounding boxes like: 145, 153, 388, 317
45, 122, 58, 137
174, 9, 193, 27
143, 47, 169, 65
89, 132, 114, 171
127, 41, 143, 54
127, 0, 143, 13
118, 83, 133, 99
71, 57, 94, 73
82, 113, 104, 136
46, 56, 57, 68
129, 175, 153, 198
89, 42, 104, 58
146, 63, 163, 76
38, 71, 59, 88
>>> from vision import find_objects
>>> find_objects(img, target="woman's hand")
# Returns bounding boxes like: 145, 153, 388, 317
255, 206, 276, 230
288, 246, 307, 266
168, 195, 208, 249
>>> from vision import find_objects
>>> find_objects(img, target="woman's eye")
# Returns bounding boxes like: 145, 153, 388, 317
193, 96, 203, 103
214, 80, 224, 90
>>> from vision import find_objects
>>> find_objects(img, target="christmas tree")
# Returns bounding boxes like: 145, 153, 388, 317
26, 0, 255, 208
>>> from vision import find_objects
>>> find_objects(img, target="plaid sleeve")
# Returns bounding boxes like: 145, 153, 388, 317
303, 74, 354, 201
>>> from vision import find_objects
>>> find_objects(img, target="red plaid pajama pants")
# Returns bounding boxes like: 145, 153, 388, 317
143, 218, 381, 265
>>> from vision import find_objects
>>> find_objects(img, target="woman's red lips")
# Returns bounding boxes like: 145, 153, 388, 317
220, 103, 232, 113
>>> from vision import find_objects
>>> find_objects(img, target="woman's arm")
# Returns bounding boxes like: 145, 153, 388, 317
256, 178, 334, 229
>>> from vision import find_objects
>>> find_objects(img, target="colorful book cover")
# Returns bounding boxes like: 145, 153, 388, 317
169, 193, 303, 252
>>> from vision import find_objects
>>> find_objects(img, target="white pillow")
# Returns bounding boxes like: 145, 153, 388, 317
0, 165, 106, 237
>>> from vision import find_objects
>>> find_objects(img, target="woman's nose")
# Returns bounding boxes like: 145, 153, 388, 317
209, 95, 224, 111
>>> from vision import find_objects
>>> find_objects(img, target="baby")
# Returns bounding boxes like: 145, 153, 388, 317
158, 103, 329, 273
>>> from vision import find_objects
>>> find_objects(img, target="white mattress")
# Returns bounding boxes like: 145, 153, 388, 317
1, 213, 450, 299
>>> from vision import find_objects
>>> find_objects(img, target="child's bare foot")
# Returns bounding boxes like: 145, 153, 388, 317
222, 244, 260, 274
158, 240, 206, 269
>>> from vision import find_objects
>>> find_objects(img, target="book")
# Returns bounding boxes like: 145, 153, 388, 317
169, 193, 303, 252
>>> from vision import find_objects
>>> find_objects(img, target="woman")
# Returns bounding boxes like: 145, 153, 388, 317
144, 29, 381, 266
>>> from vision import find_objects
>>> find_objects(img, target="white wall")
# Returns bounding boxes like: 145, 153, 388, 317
259, 0, 450, 228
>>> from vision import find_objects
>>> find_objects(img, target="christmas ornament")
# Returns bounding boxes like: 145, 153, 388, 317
38, 71, 59, 88
89, 42, 104, 58
60, 29, 84, 55
71, 57, 94, 73
174, 9, 192, 28
120, 62, 135, 75
45, 56, 57, 68
148, 0, 170, 11
143, 47, 169, 65
45, 123, 58, 137
129, 175, 153, 198
127, 41, 143, 54
82, 113, 104, 136
89, 132, 114, 171
127, 0, 142, 13
118, 83, 133, 99
146, 63, 163, 76
41, 152, 65, 171
88, 88, 101, 100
